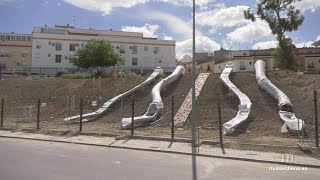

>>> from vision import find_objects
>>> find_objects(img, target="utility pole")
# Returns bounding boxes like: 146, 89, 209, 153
191, 0, 197, 179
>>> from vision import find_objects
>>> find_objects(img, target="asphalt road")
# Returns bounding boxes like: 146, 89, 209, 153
0, 137, 318, 180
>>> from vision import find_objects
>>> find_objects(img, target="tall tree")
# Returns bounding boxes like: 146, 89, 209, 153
71, 39, 123, 73
244, 0, 304, 70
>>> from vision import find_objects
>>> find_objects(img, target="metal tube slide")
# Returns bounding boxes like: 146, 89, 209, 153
254, 60, 304, 132
121, 65, 185, 129
220, 62, 252, 133
64, 67, 163, 122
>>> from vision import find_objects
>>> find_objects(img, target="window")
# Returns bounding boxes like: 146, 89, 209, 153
36, 42, 41, 49
11, 36, 16, 41
65, 56, 68, 60
69, 43, 76, 51
131, 46, 138, 54
21, 36, 26, 41
144, 46, 148, 51
154, 47, 159, 54
120, 49, 125, 54
132, 57, 138, 66
48, 53, 51, 57
56, 43, 62, 51
6, 35, 10, 40
16, 36, 21, 41
249, 62, 252, 65
26, 36, 31, 41
55, 55, 62, 63
243, 53, 247, 56
119, 45, 125, 54
0, 35, 4, 40
48, 42, 51, 45
240, 61, 246, 70
307, 60, 314, 69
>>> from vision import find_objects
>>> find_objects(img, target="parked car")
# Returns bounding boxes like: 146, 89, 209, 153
29, 72, 50, 77
0, 71, 21, 77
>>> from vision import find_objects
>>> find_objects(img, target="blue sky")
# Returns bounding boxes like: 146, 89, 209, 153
0, 0, 320, 59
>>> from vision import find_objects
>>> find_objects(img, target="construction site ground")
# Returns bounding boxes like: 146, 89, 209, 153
0, 71, 320, 156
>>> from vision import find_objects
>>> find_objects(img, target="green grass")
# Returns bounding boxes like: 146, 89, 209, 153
61, 73, 93, 79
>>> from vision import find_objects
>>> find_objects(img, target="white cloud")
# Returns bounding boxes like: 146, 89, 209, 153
164, 36, 173, 40
156, 0, 216, 8
62, 0, 149, 15
316, 35, 320, 41
121, 24, 159, 38
62, 0, 217, 15
226, 20, 271, 43
146, 11, 202, 39
252, 40, 278, 49
294, 41, 314, 48
0, 0, 24, 8
57, 2, 62, 6
196, 5, 250, 32
293, 0, 320, 13
176, 36, 220, 59
181, 55, 192, 62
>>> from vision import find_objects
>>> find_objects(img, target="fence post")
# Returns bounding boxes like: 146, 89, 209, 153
313, 91, 319, 148
171, 96, 175, 139
1, 99, 4, 127
218, 99, 223, 145
131, 95, 135, 136
37, 98, 40, 129
79, 98, 83, 132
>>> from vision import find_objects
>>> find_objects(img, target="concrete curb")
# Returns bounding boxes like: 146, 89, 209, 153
0, 134, 319, 169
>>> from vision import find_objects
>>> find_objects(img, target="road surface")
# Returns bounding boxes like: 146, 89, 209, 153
0, 137, 318, 180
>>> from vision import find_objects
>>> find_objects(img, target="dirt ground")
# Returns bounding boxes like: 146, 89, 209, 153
0, 71, 320, 155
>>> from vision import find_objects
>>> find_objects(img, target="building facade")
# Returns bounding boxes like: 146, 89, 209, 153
32, 25, 176, 74
213, 57, 275, 74
184, 60, 214, 74
0, 33, 32, 71
195, 52, 214, 63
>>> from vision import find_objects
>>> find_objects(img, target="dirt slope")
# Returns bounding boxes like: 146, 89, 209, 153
1, 71, 319, 148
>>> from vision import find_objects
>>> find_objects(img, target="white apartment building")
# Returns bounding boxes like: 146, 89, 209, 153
32, 25, 176, 74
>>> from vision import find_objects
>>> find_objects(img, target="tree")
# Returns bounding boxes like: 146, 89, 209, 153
274, 37, 297, 69
244, 0, 304, 70
71, 39, 123, 73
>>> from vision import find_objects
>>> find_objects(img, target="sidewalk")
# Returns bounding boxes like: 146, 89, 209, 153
0, 130, 319, 168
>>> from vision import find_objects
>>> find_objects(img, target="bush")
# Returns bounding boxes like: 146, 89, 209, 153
116, 72, 126, 78
55, 72, 65, 77
61, 74, 92, 79
127, 72, 138, 77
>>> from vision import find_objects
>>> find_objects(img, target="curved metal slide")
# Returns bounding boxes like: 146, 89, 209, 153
122, 65, 185, 129
254, 60, 304, 132
220, 62, 252, 133
64, 67, 163, 122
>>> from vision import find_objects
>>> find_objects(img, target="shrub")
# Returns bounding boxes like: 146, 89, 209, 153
127, 72, 138, 77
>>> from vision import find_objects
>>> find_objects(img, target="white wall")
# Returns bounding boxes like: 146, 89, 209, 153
31, 27, 176, 73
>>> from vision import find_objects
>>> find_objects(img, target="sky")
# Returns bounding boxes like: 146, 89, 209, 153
0, 0, 320, 60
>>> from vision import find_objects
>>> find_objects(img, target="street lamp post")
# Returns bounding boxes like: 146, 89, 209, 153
191, 0, 197, 180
